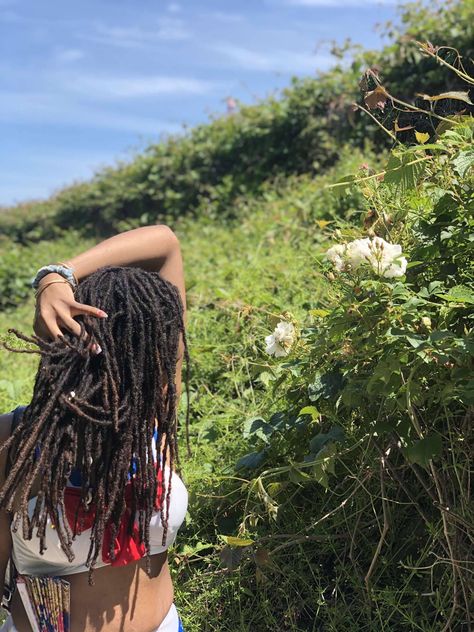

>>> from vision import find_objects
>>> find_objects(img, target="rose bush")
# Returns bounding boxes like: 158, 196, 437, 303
238, 100, 473, 626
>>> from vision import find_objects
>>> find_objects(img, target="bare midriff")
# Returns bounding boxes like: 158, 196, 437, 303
10, 551, 173, 632
8, 424, 176, 632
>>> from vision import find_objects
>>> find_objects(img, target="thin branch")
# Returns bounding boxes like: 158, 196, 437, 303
353, 102, 398, 141
364, 455, 390, 592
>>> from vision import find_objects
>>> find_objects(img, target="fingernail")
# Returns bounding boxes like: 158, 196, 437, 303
94, 344, 103, 355
98, 310, 108, 318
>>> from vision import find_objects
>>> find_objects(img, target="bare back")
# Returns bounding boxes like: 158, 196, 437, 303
0, 412, 175, 632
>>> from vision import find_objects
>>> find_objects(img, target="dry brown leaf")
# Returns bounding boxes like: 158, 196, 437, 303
364, 85, 389, 111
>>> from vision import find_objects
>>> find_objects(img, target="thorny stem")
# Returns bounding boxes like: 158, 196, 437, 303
416, 41, 474, 86
364, 455, 390, 593
353, 103, 398, 141
389, 93, 455, 125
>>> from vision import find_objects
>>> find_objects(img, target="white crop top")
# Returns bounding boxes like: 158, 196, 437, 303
10, 434, 188, 576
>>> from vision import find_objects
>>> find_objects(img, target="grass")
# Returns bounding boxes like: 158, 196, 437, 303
0, 149, 370, 631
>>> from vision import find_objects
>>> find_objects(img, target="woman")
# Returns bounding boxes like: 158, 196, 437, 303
0, 225, 188, 632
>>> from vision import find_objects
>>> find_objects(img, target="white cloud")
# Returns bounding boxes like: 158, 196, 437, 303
156, 16, 189, 40
0, 90, 183, 134
210, 43, 334, 74
65, 74, 221, 99
89, 17, 190, 48
55, 48, 85, 63
0, 151, 119, 205
208, 11, 245, 23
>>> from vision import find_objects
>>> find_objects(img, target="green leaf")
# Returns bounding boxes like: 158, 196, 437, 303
309, 426, 345, 455
415, 131, 430, 144
243, 417, 274, 442
310, 308, 330, 318
436, 285, 474, 304
309, 371, 344, 402
403, 434, 442, 468
384, 153, 425, 194
452, 150, 474, 178
268, 411, 288, 431
236, 451, 266, 470
220, 546, 243, 570
180, 541, 213, 557
258, 371, 274, 387
404, 143, 445, 153
311, 462, 329, 489
406, 335, 426, 349
318, 442, 338, 476
299, 405, 320, 420
288, 465, 311, 484
219, 535, 254, 547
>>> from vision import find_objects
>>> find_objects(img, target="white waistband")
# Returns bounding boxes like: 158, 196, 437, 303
156, 603, 180, 631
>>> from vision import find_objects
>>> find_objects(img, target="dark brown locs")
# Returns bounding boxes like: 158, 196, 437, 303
0, 266, 190, 584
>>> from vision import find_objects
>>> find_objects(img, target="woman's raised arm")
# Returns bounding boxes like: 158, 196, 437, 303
34, 225, 185, 340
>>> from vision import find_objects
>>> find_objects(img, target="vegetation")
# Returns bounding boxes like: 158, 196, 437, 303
1, 1, 473, 630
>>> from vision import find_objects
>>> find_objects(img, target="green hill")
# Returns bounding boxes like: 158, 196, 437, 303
1, 1, 473, 630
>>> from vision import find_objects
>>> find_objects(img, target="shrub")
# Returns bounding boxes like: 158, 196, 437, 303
234, 68, 473, 627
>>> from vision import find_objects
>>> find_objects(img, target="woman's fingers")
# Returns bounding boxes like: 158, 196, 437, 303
71, 301, 108, 319
38, 312, 63, 340
57, 311, 83, 338
34, 299, 108, 342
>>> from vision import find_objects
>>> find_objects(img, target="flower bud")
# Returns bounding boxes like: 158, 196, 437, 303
421, 316, 432, 330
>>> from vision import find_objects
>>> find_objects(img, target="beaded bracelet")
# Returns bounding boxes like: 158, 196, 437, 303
31, 264, 78, 290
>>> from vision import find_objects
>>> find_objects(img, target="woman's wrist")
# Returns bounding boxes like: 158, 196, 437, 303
31, 263, 78, 290
37, 272, 65, 287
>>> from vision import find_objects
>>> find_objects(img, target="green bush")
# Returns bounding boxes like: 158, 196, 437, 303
230, 111, 473, 628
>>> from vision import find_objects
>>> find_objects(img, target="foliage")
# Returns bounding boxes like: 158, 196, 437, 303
226, 107, 473, 628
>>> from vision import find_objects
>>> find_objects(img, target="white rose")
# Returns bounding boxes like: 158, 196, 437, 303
325, 244, 347, 271
265, 334, 287, 357
346, 238, 372, 267
382, 256, 407, 278
326, 236, 407, 279
265, 321, 296, 357
367, 237, 407, 278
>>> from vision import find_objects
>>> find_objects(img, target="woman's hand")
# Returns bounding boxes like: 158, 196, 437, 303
34, 273, 108, 341
33, 225, 185, 340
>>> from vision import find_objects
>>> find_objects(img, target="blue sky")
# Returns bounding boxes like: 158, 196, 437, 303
0, 0, 400, 207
